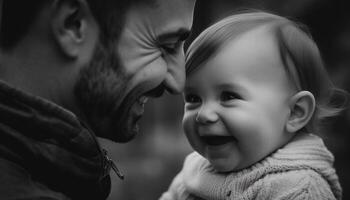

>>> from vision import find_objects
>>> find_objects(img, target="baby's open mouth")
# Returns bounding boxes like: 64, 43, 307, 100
201, 136, 236, 146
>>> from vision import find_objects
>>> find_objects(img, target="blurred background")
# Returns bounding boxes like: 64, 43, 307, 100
101, 0, 350, 199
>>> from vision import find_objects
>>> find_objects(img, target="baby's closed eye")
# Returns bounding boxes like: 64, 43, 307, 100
184, 94, 201, 104
220, 91, 242, 101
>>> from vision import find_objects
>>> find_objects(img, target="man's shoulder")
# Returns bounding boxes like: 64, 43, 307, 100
0, 157, 69, 200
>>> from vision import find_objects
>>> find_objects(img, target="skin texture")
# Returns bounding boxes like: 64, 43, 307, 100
183, 26, 297, 172
0, 0, 196, 142
75, 0, 196, 142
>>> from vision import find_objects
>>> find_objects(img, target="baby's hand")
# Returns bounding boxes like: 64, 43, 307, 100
159, 192, 176, 200
159, 170, 189, 200
182, 152, 213, 189
182, 152, 228, 200
159, 153, 212, 200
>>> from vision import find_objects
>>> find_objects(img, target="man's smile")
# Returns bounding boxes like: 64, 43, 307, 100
137, 96, 149, 108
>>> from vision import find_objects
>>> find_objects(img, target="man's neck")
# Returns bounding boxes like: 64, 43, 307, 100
0, 48, 79, 118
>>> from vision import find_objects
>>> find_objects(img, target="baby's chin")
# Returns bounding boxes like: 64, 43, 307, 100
208, 160, 238, 173
209, 159, 255, 173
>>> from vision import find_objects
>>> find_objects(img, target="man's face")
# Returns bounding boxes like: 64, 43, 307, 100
75, 0, 196, 142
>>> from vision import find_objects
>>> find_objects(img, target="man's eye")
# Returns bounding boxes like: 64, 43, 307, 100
161, 42, 180, 54
184, 94, 201, 103
221, 91, 241, 101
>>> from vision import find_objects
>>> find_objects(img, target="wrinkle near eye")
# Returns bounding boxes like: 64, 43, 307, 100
121, 48, 163, 77
156, 28, 191, 44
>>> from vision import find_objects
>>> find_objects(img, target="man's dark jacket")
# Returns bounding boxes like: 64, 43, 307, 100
0, 81, 111, 199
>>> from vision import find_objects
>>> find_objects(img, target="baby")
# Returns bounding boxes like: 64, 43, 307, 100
160, 11, 344, 200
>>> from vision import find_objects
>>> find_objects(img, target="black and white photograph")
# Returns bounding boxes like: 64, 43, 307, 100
0, 0, 349, 199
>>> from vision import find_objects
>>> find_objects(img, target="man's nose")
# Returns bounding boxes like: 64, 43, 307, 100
196, 103, 219, 124
163, 49, 186, 94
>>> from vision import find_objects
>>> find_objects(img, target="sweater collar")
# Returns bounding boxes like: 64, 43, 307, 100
182, 133, 342, 200
0, 80, 111, 199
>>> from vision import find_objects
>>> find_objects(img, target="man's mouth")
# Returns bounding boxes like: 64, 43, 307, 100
201, 136, 236, 146
131, 84, 165, 124
134, 83, 165, 113
137, 96, 148, 107
144, 83, 165, 98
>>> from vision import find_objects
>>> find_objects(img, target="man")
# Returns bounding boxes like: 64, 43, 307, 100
0, 0, 196, 199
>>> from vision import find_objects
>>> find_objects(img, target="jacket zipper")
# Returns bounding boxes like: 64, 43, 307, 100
102, 149, 125, 180
78, 119, 124, 180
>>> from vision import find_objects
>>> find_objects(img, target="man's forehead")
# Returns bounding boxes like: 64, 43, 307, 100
136, 0, 195, 23
125, 0, 195, 41
156, 0, 196, 9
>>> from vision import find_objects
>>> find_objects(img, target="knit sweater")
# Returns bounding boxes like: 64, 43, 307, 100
160, 133, 342, 200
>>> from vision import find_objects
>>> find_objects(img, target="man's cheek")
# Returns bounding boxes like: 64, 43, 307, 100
120, 47, 162, 75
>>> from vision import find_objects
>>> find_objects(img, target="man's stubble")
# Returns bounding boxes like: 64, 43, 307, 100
74, 42, 137, 142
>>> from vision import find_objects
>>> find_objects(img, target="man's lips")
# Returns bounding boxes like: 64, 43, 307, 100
131, 83, 164, 121
132, 96, 148, 117
144, 83, 165, 98
133, 84, 164, 114
137, 96, 148, 106
201, 136, 236, 146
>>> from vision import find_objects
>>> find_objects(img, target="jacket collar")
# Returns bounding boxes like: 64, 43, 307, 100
0, 80, 111, 199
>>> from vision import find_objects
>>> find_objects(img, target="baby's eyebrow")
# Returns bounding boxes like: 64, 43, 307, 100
183, 85, 197, 92
216, 83, 238, 90
215, 83, 246, 94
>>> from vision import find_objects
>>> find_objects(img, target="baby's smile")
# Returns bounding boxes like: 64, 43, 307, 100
201, 136, 236, 146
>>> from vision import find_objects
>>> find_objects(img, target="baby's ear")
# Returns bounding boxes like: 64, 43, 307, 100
286, 91, 316, 133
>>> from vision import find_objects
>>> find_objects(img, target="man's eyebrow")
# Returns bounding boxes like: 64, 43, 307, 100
157, 28, 191, 42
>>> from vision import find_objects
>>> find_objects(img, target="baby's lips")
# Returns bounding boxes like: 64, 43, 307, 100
200, 135, 236, 146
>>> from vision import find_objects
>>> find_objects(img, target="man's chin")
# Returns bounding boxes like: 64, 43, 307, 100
90, 117, 139, 143
113, 124, 139, 143
100, 127, 139, 143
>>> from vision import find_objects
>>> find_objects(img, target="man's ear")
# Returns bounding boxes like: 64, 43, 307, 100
286, 91, 316, 133
51, 0, 97, 59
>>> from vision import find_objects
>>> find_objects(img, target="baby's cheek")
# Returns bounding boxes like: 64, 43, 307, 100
224, 111, 265, 149
182, 112, 193, 133
182, 112, 202, 152
224, 110, 258, 138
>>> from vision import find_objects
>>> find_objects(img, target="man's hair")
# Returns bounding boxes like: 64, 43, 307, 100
0, 0, 154, 49
0, 1, 47, 49
186, 10, 348, 133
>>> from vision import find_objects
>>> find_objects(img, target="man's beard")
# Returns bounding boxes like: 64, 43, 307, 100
74, 43, 138, 142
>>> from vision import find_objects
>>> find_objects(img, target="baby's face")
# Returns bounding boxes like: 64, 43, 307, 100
183, 26, 296, 172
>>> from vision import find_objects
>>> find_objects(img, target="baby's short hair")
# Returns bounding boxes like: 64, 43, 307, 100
186, 10, 347, 133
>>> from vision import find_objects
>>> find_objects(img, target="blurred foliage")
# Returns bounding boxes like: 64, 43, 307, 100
102, 0, 350, 199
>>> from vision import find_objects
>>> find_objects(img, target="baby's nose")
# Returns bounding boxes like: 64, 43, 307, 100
195, 103, 219, 124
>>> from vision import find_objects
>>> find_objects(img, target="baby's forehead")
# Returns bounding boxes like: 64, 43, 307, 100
218, 25, 278, 58
186, 24, 300, 93
215, 27, 287, 78
185, 34, 294, 95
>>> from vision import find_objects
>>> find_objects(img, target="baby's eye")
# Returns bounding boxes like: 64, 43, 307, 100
184, 94, 201, 104
220, 91, 241, 102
